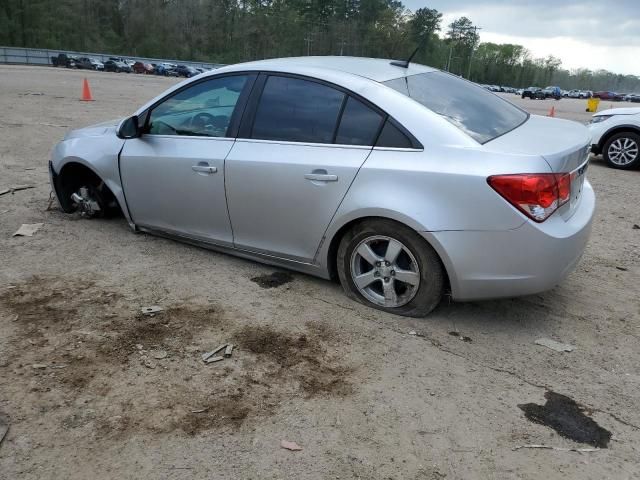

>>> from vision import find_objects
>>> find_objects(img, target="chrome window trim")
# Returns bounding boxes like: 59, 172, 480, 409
372, 146, 424, 152
234, 138, 372, 150
141, 134, 235, 141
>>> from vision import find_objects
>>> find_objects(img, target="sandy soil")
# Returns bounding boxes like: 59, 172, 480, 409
0, 65, 639, 480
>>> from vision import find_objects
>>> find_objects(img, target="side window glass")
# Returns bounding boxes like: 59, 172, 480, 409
335, 97, 384, 146
376, 119, 414, 148
148, 75, 248, 137
251, 76, 344, 144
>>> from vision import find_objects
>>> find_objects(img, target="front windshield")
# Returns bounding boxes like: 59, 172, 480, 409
384, 71, 528, 143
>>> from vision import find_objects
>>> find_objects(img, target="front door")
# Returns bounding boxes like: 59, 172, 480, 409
119, 74, 253, 245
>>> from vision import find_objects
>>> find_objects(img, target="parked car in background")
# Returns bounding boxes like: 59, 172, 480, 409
592, 91, 622, 101
623, 93, 640, 103
542, 86, 562, 100
175, 65, 199, 77
522, 87, 545, 99
154, 63, 179, 76
589, 107, 640, 169
51, 53, 78, 68
49, 56, 594, 317
103, 59, 132, 73
133, 61, 154, 74
567, 90, 592, 99
75, 57, 104, 70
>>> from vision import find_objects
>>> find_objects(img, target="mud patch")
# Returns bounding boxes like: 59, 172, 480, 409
0, 276, 119, 328
101, 305, 223, 362
519, 391, 612, 448
233, 324, 352, 397
1, 276, 353, 439
250, 271, 294, 289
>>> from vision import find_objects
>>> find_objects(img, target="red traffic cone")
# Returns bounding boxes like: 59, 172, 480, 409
80, 78, 94, 101
548, 106, 555, 117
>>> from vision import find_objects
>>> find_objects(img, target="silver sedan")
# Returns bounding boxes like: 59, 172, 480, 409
50, 56, 595, 317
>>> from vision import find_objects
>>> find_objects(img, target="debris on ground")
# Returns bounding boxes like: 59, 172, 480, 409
205, 356, 224, 364
143, 359, 156, 369
141, 305, 163, 315
190, 409, 207, 414
615, 266, 628, 272
518, 391, 612, 448
0, 413, 9, 447
202, 344, 228, 362
535, 338, 574, 352
13, 223, 43, 237
513, 444, 599, 453
633, 224, 639, 230
250, 271, 294, 289
224, 344, 234, 357
449, 331, 472, 342
0, 185, 35, 196
152, 350, 168, 360
31, 364, 48, 369
280, 440, 303, 451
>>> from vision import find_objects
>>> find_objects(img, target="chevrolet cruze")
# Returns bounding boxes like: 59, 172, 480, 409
50, 56, 595, 317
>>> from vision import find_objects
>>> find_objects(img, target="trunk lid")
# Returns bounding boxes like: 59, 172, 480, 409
485, 115, 591, 220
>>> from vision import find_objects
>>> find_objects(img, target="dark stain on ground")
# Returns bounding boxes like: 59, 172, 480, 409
233, 324, 353, 397
250, 271, 294, 289
448, 331, 472, 342
518, 391, 612, 448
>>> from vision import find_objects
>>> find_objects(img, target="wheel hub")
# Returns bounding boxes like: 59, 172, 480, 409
70, 187, 101, 217
350, 235, 420, 308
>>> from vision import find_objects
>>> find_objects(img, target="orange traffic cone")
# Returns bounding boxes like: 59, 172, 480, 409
80, 78, 94, 101
548, 106, 555, 117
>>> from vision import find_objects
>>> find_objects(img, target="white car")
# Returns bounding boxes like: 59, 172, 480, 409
588, 108, 640, 169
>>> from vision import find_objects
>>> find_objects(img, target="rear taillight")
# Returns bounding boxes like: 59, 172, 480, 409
487, 173, 571, 222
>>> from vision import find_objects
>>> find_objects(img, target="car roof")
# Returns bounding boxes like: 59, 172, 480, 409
222, 56, 437, 82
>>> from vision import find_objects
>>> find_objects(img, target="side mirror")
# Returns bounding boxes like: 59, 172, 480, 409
117, 115, 141, 139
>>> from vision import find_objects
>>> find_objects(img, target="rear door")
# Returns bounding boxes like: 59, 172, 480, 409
119, 74, 254, 245
225, 74, 385, 262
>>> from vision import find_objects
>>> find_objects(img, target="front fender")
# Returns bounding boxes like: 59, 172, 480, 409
50, 133, 132, 226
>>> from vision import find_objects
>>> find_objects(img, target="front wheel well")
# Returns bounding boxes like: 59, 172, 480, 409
54, 162, 121, 216
325, 216, 451, 293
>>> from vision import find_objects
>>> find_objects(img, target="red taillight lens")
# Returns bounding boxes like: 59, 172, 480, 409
488, 173, 571, 222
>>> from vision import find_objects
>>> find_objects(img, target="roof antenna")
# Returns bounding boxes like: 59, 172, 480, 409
390, 35, 428, 68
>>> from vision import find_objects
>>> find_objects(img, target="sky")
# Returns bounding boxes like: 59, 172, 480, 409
403, 0, 640, 76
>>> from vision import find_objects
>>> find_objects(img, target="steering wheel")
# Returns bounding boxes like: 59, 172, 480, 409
192, 112, 219, 133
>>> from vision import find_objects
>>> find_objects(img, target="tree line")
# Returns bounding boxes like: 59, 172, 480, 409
1, 0, 638, 92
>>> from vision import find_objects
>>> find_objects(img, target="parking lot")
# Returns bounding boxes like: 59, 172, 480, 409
0, 65, 639, 479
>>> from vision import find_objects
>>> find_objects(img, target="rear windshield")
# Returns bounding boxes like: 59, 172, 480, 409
383, 71, 528, 144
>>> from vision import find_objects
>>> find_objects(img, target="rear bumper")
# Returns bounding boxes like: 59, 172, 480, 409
427, 181, 595, 301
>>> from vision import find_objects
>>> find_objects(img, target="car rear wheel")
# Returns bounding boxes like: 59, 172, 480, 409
603, 132, 640, 169
337, 219, 444, 317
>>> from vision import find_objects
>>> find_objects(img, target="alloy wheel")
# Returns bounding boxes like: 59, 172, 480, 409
608, 137, 639, 166
350, 235, 420, 308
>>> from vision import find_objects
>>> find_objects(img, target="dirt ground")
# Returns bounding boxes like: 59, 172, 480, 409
0, 65, 639, 480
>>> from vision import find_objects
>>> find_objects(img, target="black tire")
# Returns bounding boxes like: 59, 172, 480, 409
603, 131, 640, 170
337, 219, 444, 317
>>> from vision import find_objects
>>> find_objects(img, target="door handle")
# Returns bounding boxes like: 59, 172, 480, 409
192, 165, 217, 174
304, 173, 338, 182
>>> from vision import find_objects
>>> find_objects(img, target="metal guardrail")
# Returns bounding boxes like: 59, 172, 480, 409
0, 45, 224, 70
